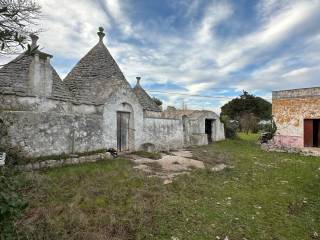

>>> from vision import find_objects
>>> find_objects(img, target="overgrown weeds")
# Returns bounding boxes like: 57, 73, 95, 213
0, 167, 28, 239
14, 159, 166, 239
5, 135, 320, 239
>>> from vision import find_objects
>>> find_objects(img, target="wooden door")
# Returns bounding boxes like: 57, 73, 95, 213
304, 119, 313, 147
117, 112, 130, 151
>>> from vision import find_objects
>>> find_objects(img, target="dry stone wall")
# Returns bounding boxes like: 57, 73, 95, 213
0, 111, 105, 158
0, 94, 72, 112
142, 117, 184, 151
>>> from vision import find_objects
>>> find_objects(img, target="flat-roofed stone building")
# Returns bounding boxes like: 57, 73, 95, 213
161, 109, 225, 146
0, 28, 225, 160
272, 87, 320, 149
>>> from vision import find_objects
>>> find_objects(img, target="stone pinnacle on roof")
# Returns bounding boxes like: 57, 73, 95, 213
30, 34, 39, 48
133, 77, 162, 112
97, 27, 105, 42
136, 76, 141, 86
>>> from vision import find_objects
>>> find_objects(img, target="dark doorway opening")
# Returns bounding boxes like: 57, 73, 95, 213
205, 119, 213, 143
117, 112, 130, 151
304, 119, 320, 147
182, 115, 189, 145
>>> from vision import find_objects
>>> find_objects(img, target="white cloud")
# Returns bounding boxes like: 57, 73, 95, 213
215, 1, 320, 74
103, 0, 133, 36
37, 0, 110, 58
256, 0, 291, 20
186, 82, 211, 94
282, 67, 311, 77
196, 2, 233, 44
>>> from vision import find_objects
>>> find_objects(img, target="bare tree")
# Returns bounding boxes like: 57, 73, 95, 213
0, 0, 41, 55
240, 113, 259, 134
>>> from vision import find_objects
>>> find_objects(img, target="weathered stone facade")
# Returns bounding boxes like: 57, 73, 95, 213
142, 116, 184, 151
272, 87, 320, 149
0, 28, 225, 160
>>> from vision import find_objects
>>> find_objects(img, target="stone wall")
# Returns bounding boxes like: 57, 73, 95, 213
18, 152, 112, 171
0, 94, 102, 115
273, 87, 320, 100
144, 110, 162, 118
142, 117, 184, 151
0, 111, 105, 158
0, 94, 72, 112
213, 120, 225, 141
0, 87, 225, 160
161, 109, 225, 144
272, 90, 320, 148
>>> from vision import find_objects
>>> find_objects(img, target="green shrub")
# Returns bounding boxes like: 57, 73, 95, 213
258, 118, 277, 141
220, 115, 238, 138
0, 168, 28, 239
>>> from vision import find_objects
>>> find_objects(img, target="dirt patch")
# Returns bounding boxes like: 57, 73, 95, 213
157, 154, 205, 171
132, 151, 162, 159
170, 150, 193, 158
130, 150, 205, 183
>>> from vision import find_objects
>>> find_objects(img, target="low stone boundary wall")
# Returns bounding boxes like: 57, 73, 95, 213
0, 111, 106, 158
142, 117, 184, 151
16, 152, 112, 171
261, 143, 320, 157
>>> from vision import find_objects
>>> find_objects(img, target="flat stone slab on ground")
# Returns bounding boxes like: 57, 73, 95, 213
157, 155, 205, 171
130, 149, 205, 184
211, 163, 227, 172
171, 150, 193, 158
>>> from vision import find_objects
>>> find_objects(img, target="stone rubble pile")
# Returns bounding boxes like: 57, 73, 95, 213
261, 142, 320, 157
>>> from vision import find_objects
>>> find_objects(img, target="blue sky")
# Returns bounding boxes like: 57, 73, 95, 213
2, 0, 320, 113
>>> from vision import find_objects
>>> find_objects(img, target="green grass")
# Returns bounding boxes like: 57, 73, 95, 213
10, 134, 320, 239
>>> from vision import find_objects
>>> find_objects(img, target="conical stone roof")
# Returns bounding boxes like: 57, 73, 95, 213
133, 77, 161, 112
0, 54, 34, 96
0, 50, 73, 101
51, 68, 74, 102
64, 28, 131, 105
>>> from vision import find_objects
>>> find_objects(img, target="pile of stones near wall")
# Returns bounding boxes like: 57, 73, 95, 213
261, 142, 320, 157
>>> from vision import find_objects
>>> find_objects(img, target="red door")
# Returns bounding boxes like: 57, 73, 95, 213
304, 119, 313, 147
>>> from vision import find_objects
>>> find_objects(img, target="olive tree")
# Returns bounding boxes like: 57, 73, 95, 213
0, 0, 41, 54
